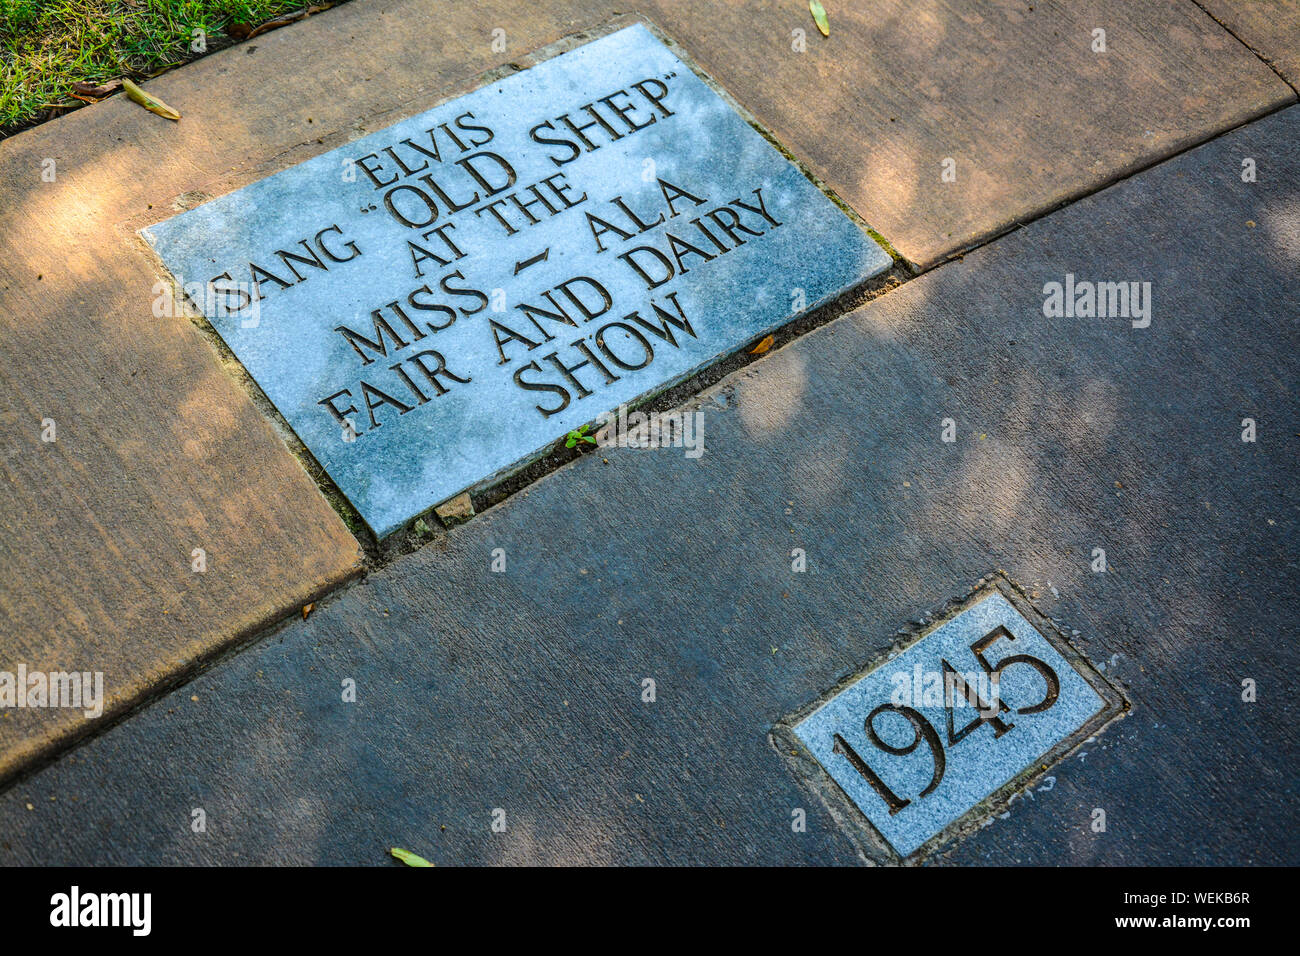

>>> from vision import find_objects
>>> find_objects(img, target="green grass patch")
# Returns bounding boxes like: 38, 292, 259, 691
0, 0, 305, 135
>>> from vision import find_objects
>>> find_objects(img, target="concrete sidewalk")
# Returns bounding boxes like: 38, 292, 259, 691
1, 0, 1294, 791
2, 104, 1294, 865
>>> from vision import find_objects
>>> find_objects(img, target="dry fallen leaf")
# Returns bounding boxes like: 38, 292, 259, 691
230, 5, 327, 40
122, 78, 180, 121
302, 603, 314, 620
72, 79, 123, 99
750, 334, 775, 355
810, 1, 830, 37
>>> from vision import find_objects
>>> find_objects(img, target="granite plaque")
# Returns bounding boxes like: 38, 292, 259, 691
143, 24, 891, 537
793, 589, 1122, 858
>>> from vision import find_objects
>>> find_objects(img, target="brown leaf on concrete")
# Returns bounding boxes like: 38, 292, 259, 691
302, 603, 314, 620
72, 79, 123, 98
236, 5, 330, 40
750, 334, 775, 355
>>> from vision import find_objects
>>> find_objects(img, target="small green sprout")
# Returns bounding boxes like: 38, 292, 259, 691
564, 424, 597, 448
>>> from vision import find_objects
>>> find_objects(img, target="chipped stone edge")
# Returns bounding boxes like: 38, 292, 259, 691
770, 571, 1130, 866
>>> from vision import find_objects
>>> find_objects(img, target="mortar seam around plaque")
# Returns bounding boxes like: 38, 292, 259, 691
771, 573, 1128, 864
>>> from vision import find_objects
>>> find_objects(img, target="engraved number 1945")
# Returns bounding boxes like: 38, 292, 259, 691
830, 626, 1061, 815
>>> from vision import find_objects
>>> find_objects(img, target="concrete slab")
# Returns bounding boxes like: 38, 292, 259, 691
0, 111, 367, 787
2, 105, 1294, 865
1196, 0, 1300, 87
732, 0, 1294, 267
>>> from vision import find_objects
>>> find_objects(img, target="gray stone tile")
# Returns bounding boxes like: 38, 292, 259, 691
791, 588, 1121, 859
2, 107, 1297, 866
142, 24, 890, 538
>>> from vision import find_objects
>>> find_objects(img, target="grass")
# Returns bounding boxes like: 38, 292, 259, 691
0, 0, 308, 136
